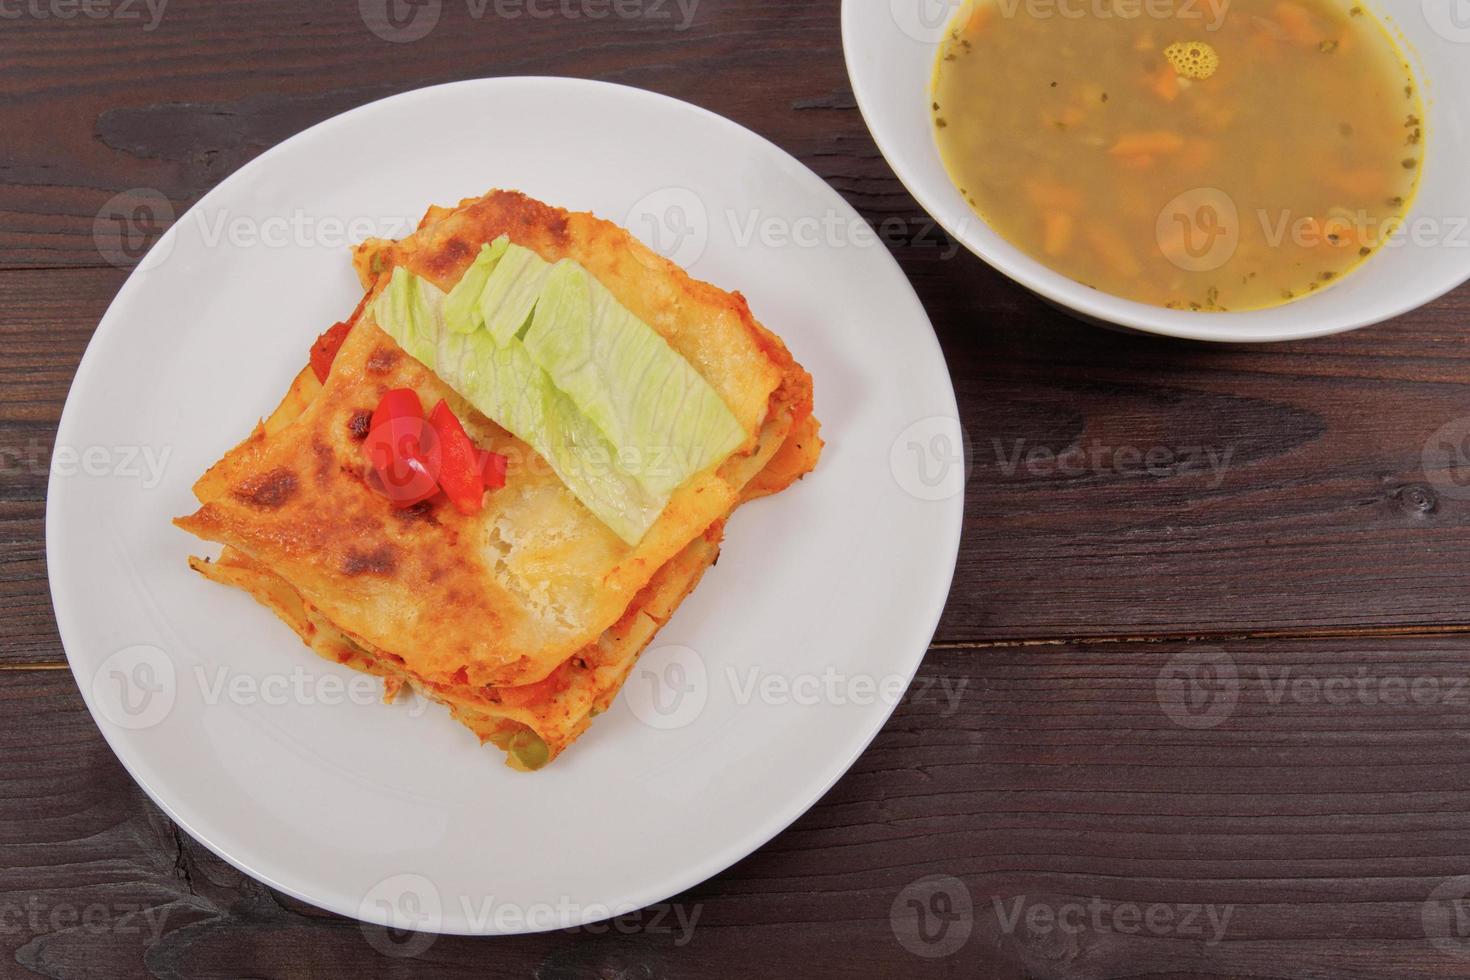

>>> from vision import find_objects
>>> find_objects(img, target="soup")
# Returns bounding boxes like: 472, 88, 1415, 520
931, 0, 1424, 311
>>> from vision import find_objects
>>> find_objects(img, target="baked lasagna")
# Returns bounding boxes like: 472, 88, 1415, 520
175, 190, 820, 769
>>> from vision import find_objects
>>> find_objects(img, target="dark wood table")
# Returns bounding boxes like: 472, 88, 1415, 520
6, 2, 1470, 976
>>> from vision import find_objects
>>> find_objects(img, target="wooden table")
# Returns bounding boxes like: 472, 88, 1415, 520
5, 2, 1470, 976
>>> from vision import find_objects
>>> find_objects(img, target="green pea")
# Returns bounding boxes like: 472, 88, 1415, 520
509, 730, 550, 770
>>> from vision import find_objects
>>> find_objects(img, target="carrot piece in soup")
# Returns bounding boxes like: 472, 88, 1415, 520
962, 1, 994, 36
1274, 1, 1320, 43
1109, 131, 1186, 156
1042, 212, 1075, 256
1307, 215, 1368, 250
1149, 66, 1181, 102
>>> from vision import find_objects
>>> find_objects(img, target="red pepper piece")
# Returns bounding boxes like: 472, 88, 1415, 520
363, 389, 440, 508
477, 449, 508, 491
427, 400, 485, 515
309, 320, 353, 384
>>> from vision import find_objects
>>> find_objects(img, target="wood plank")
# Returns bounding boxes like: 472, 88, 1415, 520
9, 636, 1470, 978
0, 268, 124, 665
0, 0, 844, 269
931, 280, 1470, 641
7, 266, 1470, 662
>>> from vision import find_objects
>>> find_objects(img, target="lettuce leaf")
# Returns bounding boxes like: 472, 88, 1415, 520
443, 235, 510, 335
477, 242, 558, 347
522, 260, 747, 498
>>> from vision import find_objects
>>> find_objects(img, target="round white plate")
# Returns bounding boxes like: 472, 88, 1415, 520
47, 78, 963, 936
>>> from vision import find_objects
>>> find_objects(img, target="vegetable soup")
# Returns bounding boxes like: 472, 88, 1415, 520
931, 0, 1424, 311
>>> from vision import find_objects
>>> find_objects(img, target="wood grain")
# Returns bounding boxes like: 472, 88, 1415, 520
0, 0, 846, 270
9, 639, 1470, 979
0, 269, 126, 665
932, 289, 1470, 641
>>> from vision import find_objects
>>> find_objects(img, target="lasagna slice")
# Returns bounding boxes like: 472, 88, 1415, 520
175, 190, 820, 769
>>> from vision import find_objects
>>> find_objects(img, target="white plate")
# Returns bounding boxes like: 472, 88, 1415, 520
47, 78, 963, 936
844, 0, 1470, 341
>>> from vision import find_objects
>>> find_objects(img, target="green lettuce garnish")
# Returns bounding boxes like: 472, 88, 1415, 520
478, 242, 558, 346
444, 236, 510, 335
523, 259, 746, 498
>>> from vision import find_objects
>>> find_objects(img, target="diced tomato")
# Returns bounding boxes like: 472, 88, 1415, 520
427, 400, 485, 515
371, 388, 423, 432
361, 390, 506, 511
309, 320, 353, 384
363, 389, 439, 507
477, 449, 508, 490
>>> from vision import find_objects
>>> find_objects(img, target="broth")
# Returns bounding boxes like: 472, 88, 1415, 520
931, 0, 1424, 311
